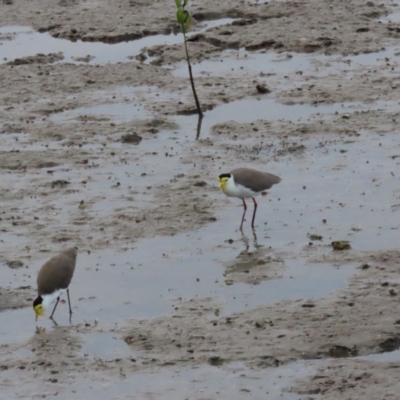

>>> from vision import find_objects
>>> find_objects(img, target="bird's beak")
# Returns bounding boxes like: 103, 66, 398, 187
34, 306, 44, 321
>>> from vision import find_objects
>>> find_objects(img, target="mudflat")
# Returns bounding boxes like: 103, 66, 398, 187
1, 0, 400, 399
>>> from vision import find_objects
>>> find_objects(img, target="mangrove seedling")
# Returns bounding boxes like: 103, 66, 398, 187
175, 0, 203, 118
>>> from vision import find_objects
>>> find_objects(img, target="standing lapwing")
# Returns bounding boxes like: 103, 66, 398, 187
218, 168, 281, 230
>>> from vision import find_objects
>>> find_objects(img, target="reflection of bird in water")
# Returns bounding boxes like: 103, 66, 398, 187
240, 230, 259, 253
33, 247, 78, 324
218, 168, 281, 230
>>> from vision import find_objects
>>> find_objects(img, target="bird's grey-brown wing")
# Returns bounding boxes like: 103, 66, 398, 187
230, 168, 281, 193
37, 248, 77, 295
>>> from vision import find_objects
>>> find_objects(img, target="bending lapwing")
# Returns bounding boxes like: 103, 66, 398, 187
33, 247, 78, 323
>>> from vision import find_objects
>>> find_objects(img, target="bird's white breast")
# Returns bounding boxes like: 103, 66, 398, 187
42, 288, 66, 311
223, 176, 258, 199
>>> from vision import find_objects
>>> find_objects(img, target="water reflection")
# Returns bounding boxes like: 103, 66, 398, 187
240, 230, 259, 252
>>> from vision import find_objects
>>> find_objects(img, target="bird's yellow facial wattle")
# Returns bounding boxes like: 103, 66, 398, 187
218, 177, 229, 192
34, 304, 44, 321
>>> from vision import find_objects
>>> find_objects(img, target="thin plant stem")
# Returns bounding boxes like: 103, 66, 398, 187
182, 27, 203, 117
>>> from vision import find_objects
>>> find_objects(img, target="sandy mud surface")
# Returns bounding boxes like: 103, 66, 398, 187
1, 0, 400, 398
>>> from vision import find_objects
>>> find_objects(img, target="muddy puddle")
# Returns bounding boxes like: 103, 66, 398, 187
171, 41, 400, 87
0, 19, 237, 65
55, 97, 373, 124
360, 349, 400, 362
321, 46, 400, 70
52, 85, 399, 132
379, 9, 400, 24
172, 49, 311, 77
69, 361, 311, 400
201, 99, 398, 128
81, 332, 130, 360
0, 221, 355, 342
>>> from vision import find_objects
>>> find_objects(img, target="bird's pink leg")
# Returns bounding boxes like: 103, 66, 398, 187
240, 199, 247, 231
50, 297, 60, 319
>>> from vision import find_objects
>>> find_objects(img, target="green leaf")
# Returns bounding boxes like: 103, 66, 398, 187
184, 14, 191, 30
176, 9, 184, 24
177, 9, 189, 25
183, 0, 189, 8
174, 0, 181, 9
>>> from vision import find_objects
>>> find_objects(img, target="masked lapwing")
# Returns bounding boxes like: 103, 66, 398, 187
33, 247, 78, 322
218, 168, 281, 230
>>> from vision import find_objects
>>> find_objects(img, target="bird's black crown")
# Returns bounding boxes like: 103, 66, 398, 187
33, 296, 43, 307
219, 173, 231, 179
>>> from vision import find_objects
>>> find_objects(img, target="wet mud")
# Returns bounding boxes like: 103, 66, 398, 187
1, 0, 400, 398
